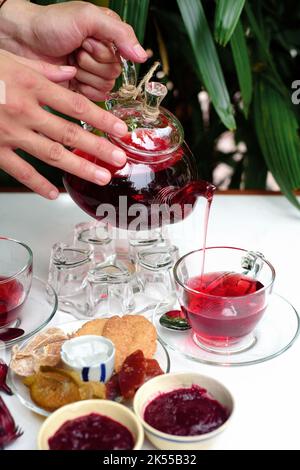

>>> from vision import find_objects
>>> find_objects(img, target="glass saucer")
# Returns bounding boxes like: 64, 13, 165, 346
153, 294, 300, 366
8, 319, 170, 417
0, 277, 58, 350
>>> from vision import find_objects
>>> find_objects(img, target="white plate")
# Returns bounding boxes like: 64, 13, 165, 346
8, 319, 171, 417
154, 294, 300, 367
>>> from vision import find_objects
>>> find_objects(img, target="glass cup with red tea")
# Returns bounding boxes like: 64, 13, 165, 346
174, 247, 275, 353
0, 238, 33, 329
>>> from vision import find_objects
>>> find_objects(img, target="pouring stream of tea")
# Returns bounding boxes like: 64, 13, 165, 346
158, 180, 216, 277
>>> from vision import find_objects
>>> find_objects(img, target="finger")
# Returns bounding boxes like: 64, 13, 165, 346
21, 132, 112, 186
3, 51, 77, 83
76, 49, 121, 79
75, 68, 115, 92
0, 148, 59, 199
34, 109, 127, 167
38, 82, 128, 137
99, 7, 122, 22
71, 80, 110, 101
83, 9, 148, 62
81, 39, 119, 64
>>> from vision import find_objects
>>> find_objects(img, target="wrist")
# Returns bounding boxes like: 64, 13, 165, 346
0, 0, 41, 46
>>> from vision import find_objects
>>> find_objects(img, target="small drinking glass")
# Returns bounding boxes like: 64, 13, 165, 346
128, 228, 165, 263
86, 260, 136, 317
136, 244, 179, 314
174, 247, 275, 353
0, 238, 33, 328
47, 242, 93, 317
74, 221, 114, 264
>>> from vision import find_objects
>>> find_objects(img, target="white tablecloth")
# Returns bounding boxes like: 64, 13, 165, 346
1, 192, 300, 450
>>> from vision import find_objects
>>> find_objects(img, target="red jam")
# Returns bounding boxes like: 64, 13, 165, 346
48, 413, 134, 450
144, 385, 228, 436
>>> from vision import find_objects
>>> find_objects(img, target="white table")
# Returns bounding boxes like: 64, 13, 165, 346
1, 192, 300, 450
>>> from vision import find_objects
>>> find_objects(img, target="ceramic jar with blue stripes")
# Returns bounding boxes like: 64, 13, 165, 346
61, 335, 115, 383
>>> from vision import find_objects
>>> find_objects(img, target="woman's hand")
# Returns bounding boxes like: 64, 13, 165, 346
0, 50, 129, 199
0, 0, 148, 100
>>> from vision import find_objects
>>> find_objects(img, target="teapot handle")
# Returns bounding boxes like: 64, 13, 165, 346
120, 57, 137, 89
105, 57, 137, 108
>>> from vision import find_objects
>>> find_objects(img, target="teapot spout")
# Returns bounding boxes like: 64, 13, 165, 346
170, 181, 216, 206
179, 181, 216, 204
154, 180, 216, 207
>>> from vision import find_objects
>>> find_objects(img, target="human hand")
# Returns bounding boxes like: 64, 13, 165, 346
0, 0, 148, 100
0, 50, 129, 199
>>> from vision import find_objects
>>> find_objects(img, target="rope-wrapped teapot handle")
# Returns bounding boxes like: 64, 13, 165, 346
118, 58, 161, 101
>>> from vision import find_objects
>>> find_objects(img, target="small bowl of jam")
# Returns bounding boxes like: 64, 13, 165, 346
133, 372, 234, 450
38, 399, 144, 450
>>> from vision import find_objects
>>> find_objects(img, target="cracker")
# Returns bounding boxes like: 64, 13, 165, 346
103, 315, 157, 372
73, 318, 108, 337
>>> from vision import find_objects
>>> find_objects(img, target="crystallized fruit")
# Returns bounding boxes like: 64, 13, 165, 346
106, 350, 163, 400
23, 367, 106, 411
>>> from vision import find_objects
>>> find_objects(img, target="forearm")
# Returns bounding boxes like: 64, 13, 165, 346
0, 0, 40, 52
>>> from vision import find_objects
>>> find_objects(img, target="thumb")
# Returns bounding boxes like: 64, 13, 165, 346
13, 56, 77, 83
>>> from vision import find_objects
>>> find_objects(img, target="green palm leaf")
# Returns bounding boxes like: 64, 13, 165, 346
245, 2, 285, 95
109, 0, 149, 44
254, 78, 300, 209
177, 0, 236, 130
214, 0, 245, 46
230, 20, 252, 118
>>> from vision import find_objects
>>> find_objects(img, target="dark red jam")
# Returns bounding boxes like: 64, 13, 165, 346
48, 413, 134, 450
144, 385, 228, 436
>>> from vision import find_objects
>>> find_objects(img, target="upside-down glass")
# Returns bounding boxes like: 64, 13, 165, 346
86, 260, 136, 317
47, 242, 93, 317
0, 238, 33, 327
174, 247, 275, 353
74, 221, 114, 265
136, 244, 179, 312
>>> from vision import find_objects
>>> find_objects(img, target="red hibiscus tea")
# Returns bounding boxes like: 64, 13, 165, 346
64, 147, 214, 230
182, 271, 266, 347
0, 238, 33, 328
0, 277, 25, 327
175, 248, 275, 352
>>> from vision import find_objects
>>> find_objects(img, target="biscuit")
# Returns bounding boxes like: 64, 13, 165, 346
73, 318, 108, 337
103, 315, 157, 372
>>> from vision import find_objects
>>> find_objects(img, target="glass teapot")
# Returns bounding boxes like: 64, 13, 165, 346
64, 61, 215, 231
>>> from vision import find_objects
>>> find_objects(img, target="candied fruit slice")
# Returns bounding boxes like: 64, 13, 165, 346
145, 358, 163, 380
118, 350, 146, 399
106, 373, 121, 401
29, 371, 80, 412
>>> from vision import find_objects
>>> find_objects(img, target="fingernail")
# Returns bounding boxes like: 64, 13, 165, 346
59, 66, 76, 73
49, 190, 59, 200
112, 149, 126, 166
95, 169, 111, 185
133, 44, 148, 60
83, 40, 93, 54
113, 121, 128, 136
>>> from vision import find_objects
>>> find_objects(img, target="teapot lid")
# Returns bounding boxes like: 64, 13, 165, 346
106, 62, 184, 157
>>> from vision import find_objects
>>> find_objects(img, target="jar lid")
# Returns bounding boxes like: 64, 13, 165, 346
108, 82, 184, 158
